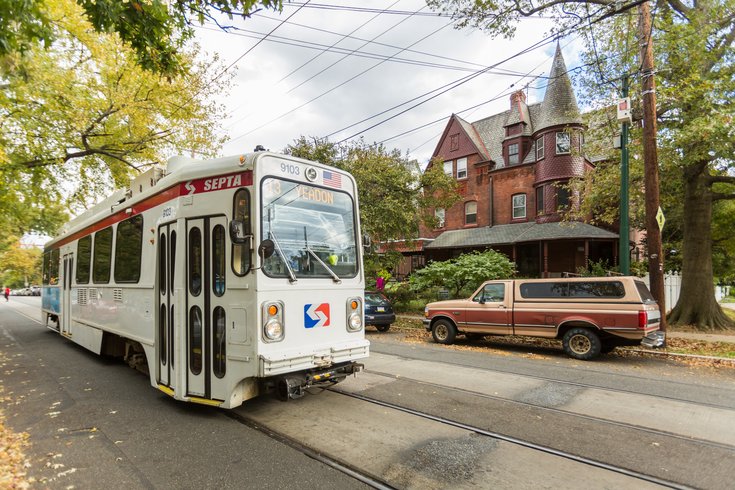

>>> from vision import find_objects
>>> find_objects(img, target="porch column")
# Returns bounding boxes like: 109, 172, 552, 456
512, 244, 517, 263
613, 238, 619, 267
584, 240, 589, 267
543, 241, 549, 278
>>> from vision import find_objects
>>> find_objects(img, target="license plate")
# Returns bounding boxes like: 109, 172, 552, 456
377, 307, 385, 312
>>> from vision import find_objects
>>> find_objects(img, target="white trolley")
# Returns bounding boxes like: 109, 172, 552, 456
42, 152, 369, 408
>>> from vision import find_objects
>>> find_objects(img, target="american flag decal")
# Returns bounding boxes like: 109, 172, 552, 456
323, 170, 342, 188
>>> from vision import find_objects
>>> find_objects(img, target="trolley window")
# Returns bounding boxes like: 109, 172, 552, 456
213, 306, 226, 378
212, 225, 226, 297
189, 306, 202, 375
76, 236, 91, 284
93, 227, 113, 284
114, 215, 143, 283
43, 248, 60, 285
159, 303, 167, 366
189, 228, 202, 296
159, 233, 167, 295
170, 231, 177, 293
232, 189, 251, 276
261, 177, 358, 279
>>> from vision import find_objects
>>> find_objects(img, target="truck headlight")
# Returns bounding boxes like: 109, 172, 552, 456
348, 312, 362, 331
264, 319, 283, 340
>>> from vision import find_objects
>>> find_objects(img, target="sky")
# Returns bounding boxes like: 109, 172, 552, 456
192, 0, 584, 166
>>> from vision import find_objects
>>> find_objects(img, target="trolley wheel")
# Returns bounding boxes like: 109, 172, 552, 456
562, 328, 602, 360
376, 324, 391, 332
431, 319, 456, 345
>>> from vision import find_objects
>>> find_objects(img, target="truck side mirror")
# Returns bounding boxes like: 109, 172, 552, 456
362, 234, 372, 250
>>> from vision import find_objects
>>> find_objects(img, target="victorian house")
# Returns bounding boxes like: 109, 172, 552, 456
397, 45, 620, 278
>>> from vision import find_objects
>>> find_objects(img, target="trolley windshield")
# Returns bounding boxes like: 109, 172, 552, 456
261, 177, 358, 279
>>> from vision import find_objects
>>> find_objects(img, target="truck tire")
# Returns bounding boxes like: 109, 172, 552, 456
432, 319, 456, 345
562, 328, 602, 360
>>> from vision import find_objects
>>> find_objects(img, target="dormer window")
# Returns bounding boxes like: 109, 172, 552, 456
556, 132, 571, 154
508, 143, 519, 165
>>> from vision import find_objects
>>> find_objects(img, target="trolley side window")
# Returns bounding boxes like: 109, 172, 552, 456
44, 248, 60, 285
232, 189, 251, 276
93, 227, 113, 284
114, 215, 143, 283
189, 227, 202, 296
213, 224, 226, 297
213, 306, 226, 378
76, 236, 92, 284
189, 306, 202, 375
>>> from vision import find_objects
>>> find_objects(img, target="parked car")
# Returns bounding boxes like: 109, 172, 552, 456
365, 291, 396, 332
30, 285, 41, 296
423, 277, 664, 360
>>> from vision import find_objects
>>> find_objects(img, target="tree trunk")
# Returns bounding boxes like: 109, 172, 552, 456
668, 171, 734, 330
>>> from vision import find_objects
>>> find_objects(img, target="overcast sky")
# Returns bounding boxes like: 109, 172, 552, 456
192, 0, 583, 165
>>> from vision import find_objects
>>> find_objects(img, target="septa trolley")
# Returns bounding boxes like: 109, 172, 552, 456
42, 152, 369, 408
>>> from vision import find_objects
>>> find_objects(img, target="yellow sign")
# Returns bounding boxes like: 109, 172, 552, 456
656, 207, 665, 231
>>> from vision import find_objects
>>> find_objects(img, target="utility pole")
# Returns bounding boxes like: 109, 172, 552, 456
619, 75, 631, 276
639, 1, 667, 331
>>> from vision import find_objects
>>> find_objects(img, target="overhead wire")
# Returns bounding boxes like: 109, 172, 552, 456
327, 0, 650, 145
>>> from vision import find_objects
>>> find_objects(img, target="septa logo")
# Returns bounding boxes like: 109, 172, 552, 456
304, 303, 330, 328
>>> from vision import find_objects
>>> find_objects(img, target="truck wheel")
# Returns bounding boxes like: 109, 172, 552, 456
376, 324, 390, 332
432, 320, 456, 345
562, 328, 601, 360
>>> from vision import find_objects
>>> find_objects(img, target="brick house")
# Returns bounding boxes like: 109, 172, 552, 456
399, 45, 620, 278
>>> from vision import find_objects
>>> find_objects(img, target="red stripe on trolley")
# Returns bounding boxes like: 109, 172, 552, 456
49, 170, 253, 249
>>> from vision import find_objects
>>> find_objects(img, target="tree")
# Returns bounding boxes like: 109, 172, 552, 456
0, 239, 43, 288
1, 0, 231, 237
1, 0, 282, 75
429, 0, 735, 330
284, 136, 461, 279
409, 250, 516, 298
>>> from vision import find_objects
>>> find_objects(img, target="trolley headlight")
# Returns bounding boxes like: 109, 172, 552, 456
346, 297, 363, 332
264, 319, 283, 340
262, 301, 285, 342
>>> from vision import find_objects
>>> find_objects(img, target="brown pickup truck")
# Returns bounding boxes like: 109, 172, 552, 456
423, 277, 664, 360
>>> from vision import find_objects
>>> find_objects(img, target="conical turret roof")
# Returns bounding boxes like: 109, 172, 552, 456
537, 44, 582, 130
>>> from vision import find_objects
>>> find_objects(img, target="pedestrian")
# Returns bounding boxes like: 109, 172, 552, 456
375, 276, 385, 291
4, 286, 9, 302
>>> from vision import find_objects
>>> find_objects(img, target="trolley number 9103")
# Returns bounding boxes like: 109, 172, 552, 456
281, 163, 300, 176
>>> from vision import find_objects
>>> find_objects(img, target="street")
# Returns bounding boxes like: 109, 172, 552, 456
2, 297, 735, 489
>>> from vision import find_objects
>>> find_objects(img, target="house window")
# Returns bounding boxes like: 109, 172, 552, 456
536, 186, 544, 215
450, 133, 459, 151
456, 157, 467, 179
443, 160, 453, 176
435, 208, 445, 228
557, 185, 570, 210
556, 132, 571, 154
512, 194, 526, 219
465, 201, 477, 225
508, 143, 519, 165
536, 136, 544, 160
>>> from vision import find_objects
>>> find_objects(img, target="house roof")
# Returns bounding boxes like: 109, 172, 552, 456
424, 222, 618, 250
537, 44, 582, 129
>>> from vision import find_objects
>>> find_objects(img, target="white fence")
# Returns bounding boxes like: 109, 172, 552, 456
641, 272, 731, 312
642, 272, 681, 313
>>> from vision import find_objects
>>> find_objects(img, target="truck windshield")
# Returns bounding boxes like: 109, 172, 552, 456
261, 177, 358, 279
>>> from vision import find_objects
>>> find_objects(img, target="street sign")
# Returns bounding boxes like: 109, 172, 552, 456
656, 207, 665, 231
617, 97, 632, 124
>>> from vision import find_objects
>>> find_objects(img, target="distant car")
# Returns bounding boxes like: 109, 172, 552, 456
30, 286, 41, 296
365, 291, 396, 332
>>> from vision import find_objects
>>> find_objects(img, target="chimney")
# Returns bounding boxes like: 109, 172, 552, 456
510, 90, 526, 108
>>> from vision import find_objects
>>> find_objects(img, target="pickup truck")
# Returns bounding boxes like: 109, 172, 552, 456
423, 277, 664, 360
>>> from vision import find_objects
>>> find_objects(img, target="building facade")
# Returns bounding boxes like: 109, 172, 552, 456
410, 45, 619, 278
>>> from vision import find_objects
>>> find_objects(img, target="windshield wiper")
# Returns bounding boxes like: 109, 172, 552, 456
269, 231, 297, 283
305, 245, 341, 284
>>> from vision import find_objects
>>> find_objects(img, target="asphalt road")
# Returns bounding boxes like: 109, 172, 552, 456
0, 298, 368, 489
2, 297, 735, 489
